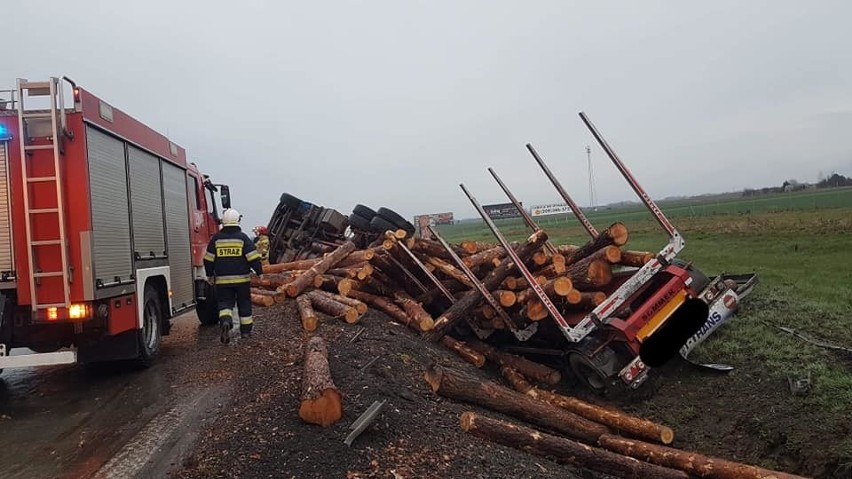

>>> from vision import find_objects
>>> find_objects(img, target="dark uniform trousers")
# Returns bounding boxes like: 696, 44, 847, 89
204, 229, 263, 335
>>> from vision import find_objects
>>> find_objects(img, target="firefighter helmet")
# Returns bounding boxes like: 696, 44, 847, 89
222, 208, 242, 226
254, 225, 267, 235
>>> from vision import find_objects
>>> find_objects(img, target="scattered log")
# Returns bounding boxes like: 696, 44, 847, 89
263, 258, 320, 274
318, 275, 354, 296
595, 245, 623, 264
550, 253, 567, 274
425, 256, 475, 289
500, 276, 518, 291
563, 222, 629, 265
299, 336, 343, 427
568, 291, 607, 309
251, 272, 300, 289
556, 244, 579, 256
250, 287, 285, 304
460, 412, 688, 479
501, 366, 675, 445
250, 293, 274, 307
441, 336, 486, 367
424, 364, 607, 443
411, 238, 467, 262
327, 267, 358, 279
296, 294, 318, 331
347, 290, 414, 329
313, 290, 368, 314
427, 229, 548, 341
620, 250, 655, 268
307, 290, 359, 324
562, 288, 582, 305
393, 291, 435, 332
597, 434, 807, 479
463, 246, 505, 269
286, 241, 358, 297
524, 299, 550, 321
530, 249, 548, 266
467, 339, 561, 385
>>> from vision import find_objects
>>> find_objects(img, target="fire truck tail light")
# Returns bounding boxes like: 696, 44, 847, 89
69, 304, 90, 319
169, 289, 173, 297
47, 307, 59, 320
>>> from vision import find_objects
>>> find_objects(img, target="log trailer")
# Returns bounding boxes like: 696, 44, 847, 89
454, 112, 757, 393
0, 77, 230, 373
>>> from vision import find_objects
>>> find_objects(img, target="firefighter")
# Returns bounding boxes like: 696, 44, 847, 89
204, 208, 263, 344
253, 225, 270, 266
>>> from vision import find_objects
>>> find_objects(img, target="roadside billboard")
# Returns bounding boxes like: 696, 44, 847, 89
482, 202, 522, 219
414, 212, 454, 239
530, 203, 574, 217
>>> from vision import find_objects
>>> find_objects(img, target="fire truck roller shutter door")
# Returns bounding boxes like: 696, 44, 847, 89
86, 126, 133, 287
128, 146, 166, 260
162, 161, 193, 309
0, 141, 13, 277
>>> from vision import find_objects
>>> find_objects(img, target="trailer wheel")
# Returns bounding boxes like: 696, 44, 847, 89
137, 285, 162, 368
377, 207, 416, 236
369, 215, 397, 234
348, 213, 372, 232
568, 352, 617, 396
352, 204, 377, 220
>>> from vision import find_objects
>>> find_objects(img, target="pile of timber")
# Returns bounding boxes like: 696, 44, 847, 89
250, 228, 802, 478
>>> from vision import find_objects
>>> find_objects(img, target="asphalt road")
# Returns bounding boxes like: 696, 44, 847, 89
0, 313, 235, 479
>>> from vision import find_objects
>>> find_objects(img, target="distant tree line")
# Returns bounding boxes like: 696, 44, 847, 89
742, 173, 851, 197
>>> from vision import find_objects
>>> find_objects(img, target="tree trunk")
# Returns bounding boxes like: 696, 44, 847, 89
336, 249, 376, 268
566, 258, 613, 290
313, 290, 368, 314
568, 291, 607, 309
491, 289, 517, 308
597, 434, 807, 479
251, 272, 300, 289
426, 229, 548, 341
393, 291, 434, 332
347, 290, 414, 329
563, 223, 629, 265
296, 294, 318, 332
467, 339, 561, 385
620, 250, 655, 268
501, 366, 674, 445
411, 238, 467, 262
461, 240, 497, 255
250, 287, 285, 304
424, 364, 607, 443
250, 293, 274, 307
286, 241, 358, 297
263, 258, 320, 274
326, 267, 358, 279
425, 256, 475, 289
306, 290, 359, 324
463, 247, 505, 268
460, 412, 688, 479
441, 336, 486, 367
299, 336, 342, 427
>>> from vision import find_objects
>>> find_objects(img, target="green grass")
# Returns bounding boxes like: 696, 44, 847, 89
437, 197, 852, 470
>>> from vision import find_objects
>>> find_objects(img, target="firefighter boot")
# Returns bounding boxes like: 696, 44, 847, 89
240, 316, 253, 340
219, 313, 234, 344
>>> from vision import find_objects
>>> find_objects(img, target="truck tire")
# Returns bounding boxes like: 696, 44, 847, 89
369, 215, 397, 234
377, 207, 416, 236
196, 282, 219, 326
352, 204, 377, 220
348, 213, 372, 232
280, 192, 303, 210
137, 285, 162, 368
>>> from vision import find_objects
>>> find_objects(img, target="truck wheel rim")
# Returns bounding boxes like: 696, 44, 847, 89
144, 301, 159, 350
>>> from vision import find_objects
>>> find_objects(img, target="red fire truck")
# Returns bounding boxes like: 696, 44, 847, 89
0, 76, 229, 372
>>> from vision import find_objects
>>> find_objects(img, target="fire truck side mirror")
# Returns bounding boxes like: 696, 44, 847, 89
220, 185, 231, 209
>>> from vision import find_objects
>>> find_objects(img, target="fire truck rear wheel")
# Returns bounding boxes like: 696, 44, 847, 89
137, 285, 162, 367
280, 192, 303, 210
352, 204, 377, 220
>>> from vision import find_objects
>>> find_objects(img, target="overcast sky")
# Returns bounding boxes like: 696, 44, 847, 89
3, 1, 851, 227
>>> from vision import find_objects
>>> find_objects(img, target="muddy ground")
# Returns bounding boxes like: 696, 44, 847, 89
172, 301, 840, 479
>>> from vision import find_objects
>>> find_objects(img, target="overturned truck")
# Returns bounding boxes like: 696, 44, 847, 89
260, 113, 756, 395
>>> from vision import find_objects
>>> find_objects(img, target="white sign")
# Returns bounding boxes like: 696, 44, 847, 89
530, 203, 573, 217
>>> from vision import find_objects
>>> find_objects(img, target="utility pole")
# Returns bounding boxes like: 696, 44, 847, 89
586, 145, 597, 210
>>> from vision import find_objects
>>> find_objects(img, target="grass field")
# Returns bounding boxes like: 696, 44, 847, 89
435, 190, 852, 477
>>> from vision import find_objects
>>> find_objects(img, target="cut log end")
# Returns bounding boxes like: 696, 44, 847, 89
660, 427, 675, 445
459, 411, 476, 431
552, 277, 574, 296
424, 364, 443, 392
609, 222, 629, 246
298, 388, 343, 427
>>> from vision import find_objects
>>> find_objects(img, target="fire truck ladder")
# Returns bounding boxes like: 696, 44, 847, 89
16, 78, 72, 312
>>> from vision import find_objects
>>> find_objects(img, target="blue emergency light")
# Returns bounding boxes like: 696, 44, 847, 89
0, 123, 11, 140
